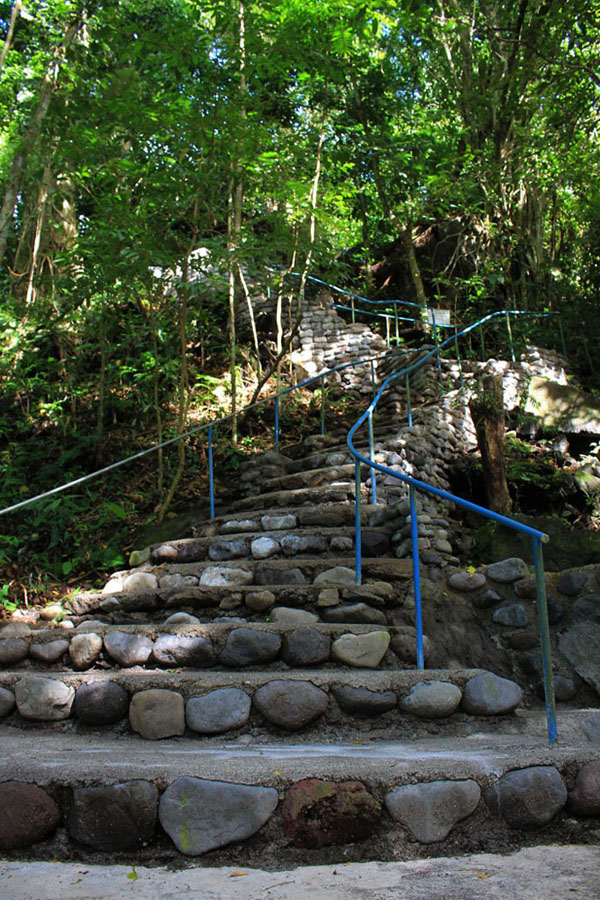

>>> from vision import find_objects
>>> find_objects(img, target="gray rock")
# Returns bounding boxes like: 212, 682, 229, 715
208, 539, 250, 561
164, 612, 201, 626
104, 632, 154, 667
261, 514, 297, 530
314, 566, 356, 586
361, 532, 390, 557
558, 622, 600, 695
186, 688, 251, 734
448, 571, 486, 592
129, 689, 185, 739
321, 603, 387, 625
492, 603, 529, 627
536, 675, 576, 703
122, 571, 158, 592
568, 761, 600, 816
270, 607, 319, 625
69, 633, 103, 669
218, 628, 281, 667
0, 782, 60, 850
281, 628, 331, 667
0, 622, 30, 637
0, 686, 15, 716
331, 631, 390, 668
385, 780, 480, 843
281, 534, 328, 556
0, 638, 28, 665
251, 537, 280, 559
253, 680, 328, 729
330, 536, 353, 552
485, 766, 567, 828
256, 567, 307, 585
471, 589, 502, 610
317, 588, 340, 607
513, 577, 537, 599
583, 712, 600, 742
15, 675, 74, 720
462, 672, 523, 715
558, 570, 589, 597
159, 776, 278, 855
152, 635, 215, 668
572, 594, 600, 622
200, 566, 253, 586
220, 519, 257, 533
73, 681, 130, 724
334, 685, 397, 716
245, 590, 276, 611
67, 781, 158, 851
29, 640, 69, 663
400, 681, 462, 719
486, 558, 529, 583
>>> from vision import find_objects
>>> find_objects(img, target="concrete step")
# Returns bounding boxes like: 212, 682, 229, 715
0, 710, 598, 864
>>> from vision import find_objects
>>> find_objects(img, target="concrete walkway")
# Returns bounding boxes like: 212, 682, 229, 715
3, 846, 600, 900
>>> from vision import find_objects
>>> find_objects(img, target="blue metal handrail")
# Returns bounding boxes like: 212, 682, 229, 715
347, 308, 559, 744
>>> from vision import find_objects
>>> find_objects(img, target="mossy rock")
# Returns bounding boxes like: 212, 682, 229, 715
471, 514, 600, 572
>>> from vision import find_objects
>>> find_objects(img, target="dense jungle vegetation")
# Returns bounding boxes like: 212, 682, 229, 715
1, 0, 600, 605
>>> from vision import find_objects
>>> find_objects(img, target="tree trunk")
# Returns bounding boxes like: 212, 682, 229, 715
469, 374, 512, 515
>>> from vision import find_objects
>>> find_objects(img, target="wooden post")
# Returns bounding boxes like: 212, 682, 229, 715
469, 374, 512, 515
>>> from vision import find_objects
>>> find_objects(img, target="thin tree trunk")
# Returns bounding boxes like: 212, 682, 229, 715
469, 375, 512, 515
0, 0, 22, 73
236, 261, 261, 377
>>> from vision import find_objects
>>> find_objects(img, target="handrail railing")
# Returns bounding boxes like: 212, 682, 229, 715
347, 308, 559, 744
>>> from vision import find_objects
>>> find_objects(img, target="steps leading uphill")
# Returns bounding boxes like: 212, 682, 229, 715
1, 339, 599, 869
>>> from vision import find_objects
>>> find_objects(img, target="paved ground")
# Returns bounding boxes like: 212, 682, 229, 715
2, 845, 600, 900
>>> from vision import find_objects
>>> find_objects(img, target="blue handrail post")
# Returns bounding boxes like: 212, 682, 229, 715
354, 459, 362, 584
385, 316, 391, 349
368, 409, 377, 505
275, 395, 280, 452
208, 426, 215, 519
351, 296, 356, 323
410, 485, 424, 669
370, 360, 376, 401
394, 303, 400, 345
506, 311, 516, 362
405, 373, 412, 428
320, 374, 326, 436
455, 331, 464, 389
431, 311, 444, 393
532, 535, 558, 744
479, 324, 486, 360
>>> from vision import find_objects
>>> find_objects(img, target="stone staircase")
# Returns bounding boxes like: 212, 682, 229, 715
0, 353, 599, 866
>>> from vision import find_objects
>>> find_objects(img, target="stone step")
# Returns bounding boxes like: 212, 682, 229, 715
0, 667, 535, 743
1, 710, 598, 863
227, 482, 358, 511
192, 502, 395, 538
242, 462, 363, 497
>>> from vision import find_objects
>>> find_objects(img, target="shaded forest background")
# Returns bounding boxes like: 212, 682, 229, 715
1, 0, 600, 599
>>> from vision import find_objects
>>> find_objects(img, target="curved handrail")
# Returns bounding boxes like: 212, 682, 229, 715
347, 307, 558, 744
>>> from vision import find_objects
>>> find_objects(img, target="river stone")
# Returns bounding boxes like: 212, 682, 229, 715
568, 761, 600, 816
572, 594, 600, 622
69, 633, 103, 669
159, 777, 278, 855
390, 631, 432, 665
15, 676, 74, 720
514, 576, 537, 599
251, 537, 280, 559
330, 536, 353, 552
486, 558, 529, 583
270, 607, 319, 625
39, 604, 64, 621
0, 622, 30, 637
558, 622, 600, 695
158, 573, 183, 591
29, 640, 69, 663
0, 687, 15, 716
104, 632, 153, 667
129, 689, 185, 739
253, 680, 328, 729
447, 571, 486, 592
256, 567, 307, 585
152, 634, 215, 667
557, 570, 588, 596
385, 780, 480, 843
245, 590, 276, 611
583, 712, 600, 742
186, 688, 251, 734
73, 681, 130, 724
317, 588, 340, 607
261, 514, 297, 530
321, 603, 387, 625
400, 681, 462, 719
334, 685, 397, 715
485, 766, 567, 828
67, 781, 158, 851
492, 603, 529, 627
208, 539, 250, 561
536, 674, 577, 703
361, 532, 391, 557
0, 638, 28, 665
103, 575, 124, 593
281, 534, 328, 556
122, 571, 158, 592
546, 595, 564, 625
281, 628, 331, 666
0, 782, 60, 849
471, 588, 502, 609
462, 672, 523, 715
218, 628, 281, 667
314, 566, 356, 585
331, 631, 390, 668
200, 566, 253, 586
164, 612, 201, 625
282, 778, 381, 848
220, 518, 257, 533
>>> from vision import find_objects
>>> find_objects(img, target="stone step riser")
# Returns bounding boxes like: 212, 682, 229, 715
192, 503, 394, 538
2, 753, 598, 863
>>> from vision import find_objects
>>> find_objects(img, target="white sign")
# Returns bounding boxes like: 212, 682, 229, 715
427, 308, 451, 326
